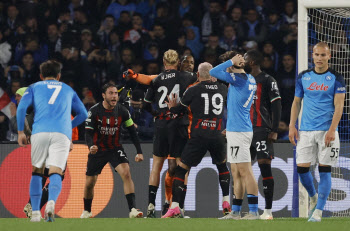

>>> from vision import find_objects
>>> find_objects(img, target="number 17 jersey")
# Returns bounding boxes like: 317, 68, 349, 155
19, 80, 85, 140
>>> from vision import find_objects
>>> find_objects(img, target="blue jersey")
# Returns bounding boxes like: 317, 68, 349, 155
210, 60, 257, 132
295, 68, 346, 131
17, 80, 88, 140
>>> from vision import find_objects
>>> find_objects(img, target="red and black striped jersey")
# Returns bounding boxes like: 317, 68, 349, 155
250, 72, 281, 132
85, 102, 132, 151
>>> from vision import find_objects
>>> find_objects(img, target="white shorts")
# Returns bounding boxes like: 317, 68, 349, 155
296, 131, 340, 167
226, 131, 253, 163
31, 132, 71, 171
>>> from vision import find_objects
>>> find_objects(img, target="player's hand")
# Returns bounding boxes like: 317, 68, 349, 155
268, 132, 278, 143
122, 69, 138, 80
89, 145, 98, 154
165, 93, 178, 109
221, 129, 226, 136
288, 126, 299, 146
135, 154, 144, 162
324, 130, 335, 147
17, 131, 27, 147
231, 54, 245, 67
70, 141, 73, 152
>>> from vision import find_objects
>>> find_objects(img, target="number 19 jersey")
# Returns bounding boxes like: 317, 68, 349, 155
18, 80, 86, 140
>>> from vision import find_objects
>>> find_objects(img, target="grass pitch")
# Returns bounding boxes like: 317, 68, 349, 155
1, 218, 349, 231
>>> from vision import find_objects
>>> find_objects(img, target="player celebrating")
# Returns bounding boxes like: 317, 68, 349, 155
289, 42, 345, 222
17, 60, 88, 222
143, 50, 196, 218
81, 83, 144, 219
161, 62, 230, 218
210, 53, 260, 220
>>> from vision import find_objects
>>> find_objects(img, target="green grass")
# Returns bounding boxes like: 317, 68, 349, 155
0, 218, 349, 231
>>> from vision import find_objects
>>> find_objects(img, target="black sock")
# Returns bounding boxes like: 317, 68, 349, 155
179, 185, 187, 209
40, 184, 49, 209
148, 185, 158, 206
172, 166, 188, 204
259, 164, 274, 209
125, 193, 136, 211
84, 198, 93, 212
216, 163, 230, 197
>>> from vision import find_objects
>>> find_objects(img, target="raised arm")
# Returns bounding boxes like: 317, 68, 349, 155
123, 69, 158, 85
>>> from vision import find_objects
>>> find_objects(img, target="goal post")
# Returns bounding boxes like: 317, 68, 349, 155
296, 0, 350, 218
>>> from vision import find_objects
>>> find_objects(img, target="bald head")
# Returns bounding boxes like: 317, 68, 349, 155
313, 42, 330, 52
197, 62, 213, 81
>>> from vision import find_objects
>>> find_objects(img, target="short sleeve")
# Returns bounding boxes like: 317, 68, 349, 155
335, 74, 346, 94
295, 74, 304, 98
85, 106, 97, 130
267, 76, 281, 102
144, 79, 156, 103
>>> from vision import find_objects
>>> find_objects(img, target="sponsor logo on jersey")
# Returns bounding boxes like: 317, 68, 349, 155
325, 75, 332, 81
337, 87, 346, 92
200, 120, 217, 128
303, 76, 311, 81
306, 82, 329, 91
100, 126, 118, 135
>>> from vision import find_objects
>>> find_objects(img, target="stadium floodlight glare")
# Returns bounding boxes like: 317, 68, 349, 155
297, 0, 350, 218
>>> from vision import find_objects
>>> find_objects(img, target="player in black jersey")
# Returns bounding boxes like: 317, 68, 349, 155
161, 62, 230, 218
245, 50, 281, 219
81, 83, 144, 219
143, 50, 197, 218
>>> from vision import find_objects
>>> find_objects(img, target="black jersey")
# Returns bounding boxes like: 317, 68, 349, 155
85, 102, 133, 151
144, 69, 196, 124
179, 80, 228, 137
250, 72, 281, 132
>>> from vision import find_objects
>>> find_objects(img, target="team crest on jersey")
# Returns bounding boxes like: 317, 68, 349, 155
325, 75, 332, 81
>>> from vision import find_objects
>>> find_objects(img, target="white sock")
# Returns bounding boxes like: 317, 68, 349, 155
264, 209, 272, 214
223, 196, 230, 203
170, 202, 179, 209
313, 209, 323, 218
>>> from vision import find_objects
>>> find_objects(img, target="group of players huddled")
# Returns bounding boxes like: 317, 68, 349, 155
18, 42, 344, 222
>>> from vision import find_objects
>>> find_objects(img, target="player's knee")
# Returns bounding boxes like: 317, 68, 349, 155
120, 170, 131, 181
258, 159, 271, 165
297, 166, 310, 174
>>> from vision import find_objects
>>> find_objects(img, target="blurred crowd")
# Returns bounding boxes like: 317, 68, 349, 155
0, 0, 300, 141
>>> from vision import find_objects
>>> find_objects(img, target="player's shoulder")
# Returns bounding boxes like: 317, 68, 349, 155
116, 102, 129, 112
259, 72, 277, 82
328, 68, 345, 82
247, 73, 256, 84
298, 68, 313, 79
89, 102, 101, 113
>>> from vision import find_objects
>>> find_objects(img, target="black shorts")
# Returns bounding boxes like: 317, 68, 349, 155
181, 135, 226, 167
86, 148, 129, 176
250, 131, 274, 160
153, 121, 188, 158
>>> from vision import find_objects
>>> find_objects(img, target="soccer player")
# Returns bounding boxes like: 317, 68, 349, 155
210, 53, 260, 220
81, 83, 144, 219
289, 42, 345, 222
17, 60, 88, 222
143, 50, 197, 218
161, 62, 230, 218
225, 50, 281, 220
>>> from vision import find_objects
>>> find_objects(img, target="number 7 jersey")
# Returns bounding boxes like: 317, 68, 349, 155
17, 80, 86, 140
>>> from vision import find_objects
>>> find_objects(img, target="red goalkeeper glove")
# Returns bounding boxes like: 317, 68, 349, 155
123, 69, 138, 79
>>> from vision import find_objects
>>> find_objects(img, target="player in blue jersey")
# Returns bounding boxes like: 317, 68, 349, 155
289, 42, 346, 222
16, 60, 88, 222
210, 52, 260, 220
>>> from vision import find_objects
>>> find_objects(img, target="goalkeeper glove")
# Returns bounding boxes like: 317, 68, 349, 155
123, 69, 138, 79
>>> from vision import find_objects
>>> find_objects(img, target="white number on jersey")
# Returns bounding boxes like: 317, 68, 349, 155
47, 85, 62, 104
243, 84, 256, 108
201, 93, 224, 115
157, 84, 180, 108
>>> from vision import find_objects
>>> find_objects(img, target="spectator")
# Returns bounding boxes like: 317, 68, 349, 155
281, 0, 297, 24
201, 0, 226, 42
281, 22, 297, 55
14, 33, 48, 66
116, 11, 132, 37
143, 42, 160, 63
20, 51, 40, 85
185, 26, 203, 60
145, 61, 160, 75
0, 29, 11, 69
136, 0, 158, 30
202, 34, 225, 64
46, 23, 62, 59
72, 7, 94, 34
149, 23, 168, 55
262, 41, 279, 72
266, 9, 283, 34
68, 0, 85, 21
124, 13, 149, 58
81, 86, 97, 111
261, 54, 276, 76
276, 53, 296, 123
226, 6, 243, 29
7, 78, 22, 104
106, 0, 136, 23
97, 14, 116, 48
237, 8, 268, 44
107, 29, 122, 65
80, 29, 96, 59
219, 23, 239, 51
